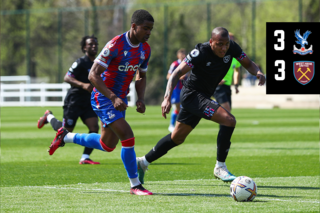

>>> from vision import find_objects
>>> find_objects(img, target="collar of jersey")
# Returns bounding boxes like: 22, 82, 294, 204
126, 31, 140, 48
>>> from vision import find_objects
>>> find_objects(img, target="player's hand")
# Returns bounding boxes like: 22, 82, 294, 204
113, 97, 128, 112
83, 83, 94, 93
235, 85, 239, 94
256, 72, 266, 86
218, 80, 225, 85
136, 99, 146, 114
161, 97, 171, 119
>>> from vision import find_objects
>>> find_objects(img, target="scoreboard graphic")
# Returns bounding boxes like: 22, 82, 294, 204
266, 22, 319, 94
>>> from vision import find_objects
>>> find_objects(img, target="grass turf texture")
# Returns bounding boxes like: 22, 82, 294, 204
1, 106, 319, 212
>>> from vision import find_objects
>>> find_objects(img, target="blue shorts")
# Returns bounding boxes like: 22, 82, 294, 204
171, 88, 181, 104
91, 95, 127, 127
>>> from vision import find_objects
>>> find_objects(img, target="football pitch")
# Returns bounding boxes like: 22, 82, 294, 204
1, 106, 319, 212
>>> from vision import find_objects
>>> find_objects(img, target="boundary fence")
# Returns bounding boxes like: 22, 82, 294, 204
0, 81, 137, 107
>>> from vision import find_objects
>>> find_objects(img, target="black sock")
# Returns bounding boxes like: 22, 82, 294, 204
83, 147, 94, 155
50, 118, 63, 131
83, 131, 98, 155
216, 125, 234, 162
145, 133, 177, 163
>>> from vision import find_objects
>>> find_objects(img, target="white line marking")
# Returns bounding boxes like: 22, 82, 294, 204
25, 186, 128, 193
262, 198, 320, 204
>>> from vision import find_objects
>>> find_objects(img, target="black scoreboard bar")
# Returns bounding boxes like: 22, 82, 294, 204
266, 22, 319, 94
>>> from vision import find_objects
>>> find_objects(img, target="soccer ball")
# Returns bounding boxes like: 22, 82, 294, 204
230, 176, 257, 202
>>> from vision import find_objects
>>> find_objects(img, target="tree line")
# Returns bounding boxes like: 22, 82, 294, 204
1, 0, 318, 104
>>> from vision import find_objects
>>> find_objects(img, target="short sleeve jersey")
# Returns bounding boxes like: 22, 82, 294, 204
168, 59, 183, 90
64, 55, 93, 107
93, 32, 151, 101
222, 58, 242, 86
183, 40, 246, 97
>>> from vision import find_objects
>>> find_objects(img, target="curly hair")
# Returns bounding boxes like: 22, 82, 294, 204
80, 35, 98, 53
131, 9, 154, 25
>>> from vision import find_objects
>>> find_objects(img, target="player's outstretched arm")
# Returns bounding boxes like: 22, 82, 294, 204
135, 69, 146, 114
239, 57, 265, 86
89, 62, 127, 111
162, 61, 191, 118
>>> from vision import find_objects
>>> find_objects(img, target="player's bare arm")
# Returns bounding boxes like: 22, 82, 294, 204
135, 69, 146, 114
64, 74, 93, 93
162, 61, 191, 118
239, 57, 265, 86
166, 72, 186, 81
233, 67, 240, 93
89, 62, 127, 111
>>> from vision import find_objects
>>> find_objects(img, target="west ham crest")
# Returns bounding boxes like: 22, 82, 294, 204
293, 61, 315, 85
223, 55, 231, 63
293, 30, 313, 55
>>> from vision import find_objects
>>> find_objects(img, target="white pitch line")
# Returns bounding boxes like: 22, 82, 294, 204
25, 186, 128, 193
24, 186, 320, 203
262, 198, 320, 204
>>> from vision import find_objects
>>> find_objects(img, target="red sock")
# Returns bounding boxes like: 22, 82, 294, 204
100, 139, 116, 152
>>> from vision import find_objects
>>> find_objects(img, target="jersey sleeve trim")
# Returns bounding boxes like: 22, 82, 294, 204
236, 51, 247, 61
140, 67, 148, 72
183, 56, 194, 68
94, 59, 109, 69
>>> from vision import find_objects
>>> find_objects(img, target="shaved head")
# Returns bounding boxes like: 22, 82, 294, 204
209, 27, 230, 58
211, 27, 229, 39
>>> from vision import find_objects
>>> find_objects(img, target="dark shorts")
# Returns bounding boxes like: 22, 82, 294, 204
62, 104, 97, 128
177, 87, 220, 129
213, 85, 232, 106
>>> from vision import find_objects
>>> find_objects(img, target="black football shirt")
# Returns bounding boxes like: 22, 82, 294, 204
64, 55, 93, 107
183, 40, 245, 97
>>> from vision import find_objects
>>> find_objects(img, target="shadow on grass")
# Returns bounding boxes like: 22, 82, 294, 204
153, 192, 230, 197
233, 147, 317, 150
81, 191, 297, 201
258, 185, 320, 190
151, 163, 200, 165
148, 183, 230, 187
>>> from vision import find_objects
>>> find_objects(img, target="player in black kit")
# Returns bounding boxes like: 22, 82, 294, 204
136, 27, 265, 182
37, 35, 100, 165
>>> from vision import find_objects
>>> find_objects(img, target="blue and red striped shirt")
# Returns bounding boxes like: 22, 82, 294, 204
93, 32, 151, 107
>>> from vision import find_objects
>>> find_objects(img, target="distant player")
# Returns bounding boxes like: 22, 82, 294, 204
137, 27, 265, 184
37, 35, 100, 165
213, 32, 241, 112
47, 10, 154, 195
167, 48, 188, 132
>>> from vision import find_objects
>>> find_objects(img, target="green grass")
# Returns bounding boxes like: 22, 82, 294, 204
1, 106, 319, 212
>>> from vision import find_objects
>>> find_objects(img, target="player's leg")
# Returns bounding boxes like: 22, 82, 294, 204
209, 103, 237, 182
80, 110, 100, 164
168, 105, 177, 132
168, 88, 181, 132
137, 103, 200, 184
48, 121, 118, 154
214, 85, 231, 112
49, 100, 151, 195
137, 121, 193, 184
106, 118, 152, 195
37, 110, 63, 131
220, 102, 231, 112
50, 97, 131, 154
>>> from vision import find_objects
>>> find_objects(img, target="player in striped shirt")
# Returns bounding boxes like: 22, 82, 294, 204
167, 48, 188, 132
48, 9, 154, 195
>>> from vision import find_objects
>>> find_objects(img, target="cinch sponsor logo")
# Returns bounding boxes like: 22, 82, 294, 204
118, 62, 141, 72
